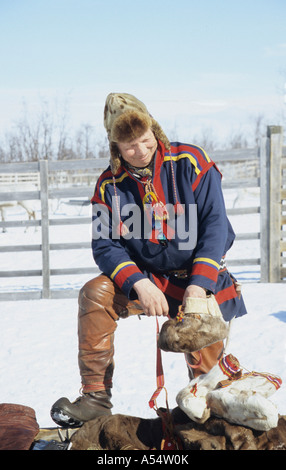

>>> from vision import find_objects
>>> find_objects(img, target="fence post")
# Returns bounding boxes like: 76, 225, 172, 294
268, 126, 283, 283
39, 160, 50, 298
260, 136, 270, 282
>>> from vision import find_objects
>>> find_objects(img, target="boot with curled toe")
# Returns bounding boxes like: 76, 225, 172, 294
50, 389, 112, 428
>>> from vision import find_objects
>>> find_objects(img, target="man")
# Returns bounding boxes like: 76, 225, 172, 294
51, 93, 247, 427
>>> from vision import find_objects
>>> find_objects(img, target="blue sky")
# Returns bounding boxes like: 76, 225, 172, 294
0, 0, 286, 145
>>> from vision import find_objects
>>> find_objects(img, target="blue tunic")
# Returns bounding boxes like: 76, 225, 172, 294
91, 140, 247, 321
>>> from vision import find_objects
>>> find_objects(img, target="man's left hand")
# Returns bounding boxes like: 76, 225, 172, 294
182, 285, 207, 307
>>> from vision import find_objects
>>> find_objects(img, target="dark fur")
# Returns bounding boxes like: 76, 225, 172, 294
111, 110, 152, 143
70, 407, 286, 450
108, 112, 170, 175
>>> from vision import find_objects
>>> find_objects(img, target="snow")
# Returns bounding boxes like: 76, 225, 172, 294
0, 190, 285, 429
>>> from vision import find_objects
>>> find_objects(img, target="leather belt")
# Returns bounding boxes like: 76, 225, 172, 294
168, 269, 190, 279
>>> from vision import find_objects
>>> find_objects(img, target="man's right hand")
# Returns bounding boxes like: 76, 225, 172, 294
133, 278, 169, 317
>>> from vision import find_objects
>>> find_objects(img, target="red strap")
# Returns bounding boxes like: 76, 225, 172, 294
149, 317, 165, 409
149, 319, 203, 408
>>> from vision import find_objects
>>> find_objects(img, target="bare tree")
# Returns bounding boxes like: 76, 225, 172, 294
54, 98, 71, 160
0, 98, 74, 162
75, 123, 97, 159
249, 113, 266, 147
192, 128, 219, 152
96, 136, 110, 159
38, 99, 54, 160
227, 130, 248, 149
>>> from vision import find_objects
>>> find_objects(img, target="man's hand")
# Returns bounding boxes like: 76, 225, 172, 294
133, 278, 169, 317
182, 284, 207, 307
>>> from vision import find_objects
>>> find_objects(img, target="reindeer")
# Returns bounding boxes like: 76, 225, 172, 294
0, 201, 36, 233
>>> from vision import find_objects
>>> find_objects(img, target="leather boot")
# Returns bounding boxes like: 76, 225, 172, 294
185, 340, 224, 379
50, 390, 113, 428
78, 274, 143, 392
51, 274, 144, 427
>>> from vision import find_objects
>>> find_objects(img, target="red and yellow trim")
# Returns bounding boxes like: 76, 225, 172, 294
110, 261, 142, 289
191, 257, 220, 282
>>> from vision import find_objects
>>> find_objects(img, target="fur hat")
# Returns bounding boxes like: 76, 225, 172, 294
104, 93, 170, 174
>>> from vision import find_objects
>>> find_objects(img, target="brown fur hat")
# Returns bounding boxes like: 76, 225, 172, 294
104, 93, 170, 174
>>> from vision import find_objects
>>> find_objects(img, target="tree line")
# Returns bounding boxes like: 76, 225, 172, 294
0, 99, 267, 163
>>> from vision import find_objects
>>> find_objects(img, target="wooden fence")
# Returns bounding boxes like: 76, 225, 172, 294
260, 126, 286, 283
0, 159, 103, 300
0, 126, 285, 301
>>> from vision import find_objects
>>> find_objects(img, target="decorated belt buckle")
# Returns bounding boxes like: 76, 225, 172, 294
172, 270, 189, 279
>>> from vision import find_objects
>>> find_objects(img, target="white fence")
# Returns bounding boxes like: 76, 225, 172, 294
0, 126, 285, 301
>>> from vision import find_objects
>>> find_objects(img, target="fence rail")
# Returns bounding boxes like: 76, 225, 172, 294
0, 126, 284, 300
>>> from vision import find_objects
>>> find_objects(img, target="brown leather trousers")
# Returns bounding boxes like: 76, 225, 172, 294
78, 275, 224, 393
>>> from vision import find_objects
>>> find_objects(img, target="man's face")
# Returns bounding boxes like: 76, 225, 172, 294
117, 129, 157, 168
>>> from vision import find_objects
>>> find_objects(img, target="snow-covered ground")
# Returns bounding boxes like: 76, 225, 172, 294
0, 188, 285, 428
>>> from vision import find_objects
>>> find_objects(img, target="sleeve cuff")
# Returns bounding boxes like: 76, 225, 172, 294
188, 257, 220, 293
110, 261, 146, 299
